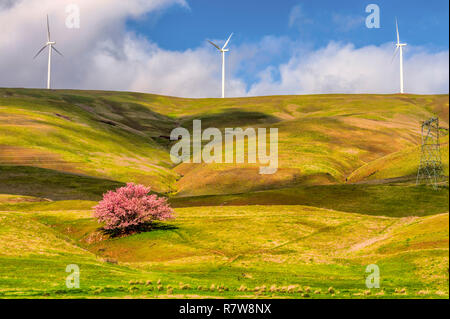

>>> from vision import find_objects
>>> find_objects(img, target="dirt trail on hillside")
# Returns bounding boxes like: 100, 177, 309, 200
347, 217, 418, 253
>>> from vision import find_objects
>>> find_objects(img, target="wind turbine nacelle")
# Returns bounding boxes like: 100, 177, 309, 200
222, 49, 229, 52
47, 41, 56, 45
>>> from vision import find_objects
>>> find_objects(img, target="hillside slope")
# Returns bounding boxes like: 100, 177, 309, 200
0, 89, 178, 193
0, 211, 156, 297
1, 205, 447, 298
173, 94, 449, 195
348, 136, 449, 183
0, 88, 448, 196
0, 89, 448, 299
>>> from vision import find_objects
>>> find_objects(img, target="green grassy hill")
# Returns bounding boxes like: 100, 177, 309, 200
348, 136, 449, 183
174, 94, 449, 195
0, 89, 178, 193
0, 210, 157, 297
171, 184, 449, 218
1, 89, 448, 196
0, 88, 448, 299
0, 204, 448, 298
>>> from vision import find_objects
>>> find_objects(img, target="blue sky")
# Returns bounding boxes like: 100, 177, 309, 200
130, 0, 449, 52
120, 0, 450, 95
1, 0, 448, 96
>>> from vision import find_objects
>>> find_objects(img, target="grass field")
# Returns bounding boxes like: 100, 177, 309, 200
1, 89, 448, 195
0, 205, 448, 298
171, 184, 449, 217
0, 88, 448, 298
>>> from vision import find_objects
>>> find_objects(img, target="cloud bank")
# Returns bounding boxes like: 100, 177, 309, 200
248, 42, 449, 96
0, 0, 448, 97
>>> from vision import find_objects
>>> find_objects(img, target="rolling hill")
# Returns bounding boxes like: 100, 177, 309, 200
348, 135, 449, 183
0, 205, 448, 298
0, 89, 448, 196
0, 88, 448, 299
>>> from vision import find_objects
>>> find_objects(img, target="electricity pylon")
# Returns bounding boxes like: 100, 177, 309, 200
416, 117, 443, 189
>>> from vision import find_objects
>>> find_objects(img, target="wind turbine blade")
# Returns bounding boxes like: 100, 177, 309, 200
52, 46, 63, 57
33, 45, 48, 59
47, 15, 51, 42
222, 33, 233, 50
391, 46, 399, 64
208, 40, 221, 51
395, 18, 400, 44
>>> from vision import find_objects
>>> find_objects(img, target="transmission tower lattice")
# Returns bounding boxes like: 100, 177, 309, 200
416, 117, 443, 189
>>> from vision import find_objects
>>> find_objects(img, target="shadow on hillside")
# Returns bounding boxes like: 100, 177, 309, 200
170, 183, 449, 218
100, 222, 178, 238
180, 109, 281, 130
0, 165, 125, 201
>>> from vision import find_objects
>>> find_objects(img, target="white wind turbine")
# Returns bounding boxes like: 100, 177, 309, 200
34, 15, 63, 90
208, 33, 233, 98
392, 19, 407, 94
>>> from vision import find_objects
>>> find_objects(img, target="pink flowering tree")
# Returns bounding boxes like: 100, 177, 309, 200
94, 183, 174, 235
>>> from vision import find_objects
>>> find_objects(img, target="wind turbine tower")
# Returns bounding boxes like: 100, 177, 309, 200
393, 19, 407, 94
34, 15, 63, 90
208, 33, 233, 98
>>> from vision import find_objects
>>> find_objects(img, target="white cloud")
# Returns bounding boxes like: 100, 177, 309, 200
84, 33, 247, 98
248, 42, 449, 96
0, 0, 448, 97
0, 0, 20, 10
